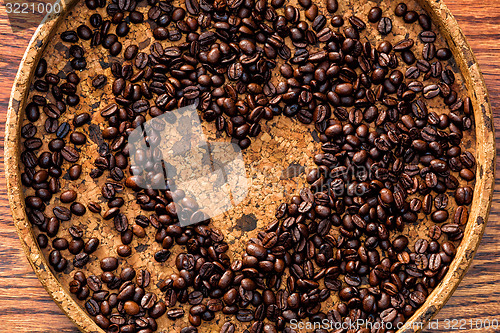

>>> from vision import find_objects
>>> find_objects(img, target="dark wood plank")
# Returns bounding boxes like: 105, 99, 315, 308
0, 0, 498, 332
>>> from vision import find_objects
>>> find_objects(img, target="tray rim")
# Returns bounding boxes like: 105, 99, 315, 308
3, 0, 495, 332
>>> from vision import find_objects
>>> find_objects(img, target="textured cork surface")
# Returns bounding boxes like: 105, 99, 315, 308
4, 0, 495, 332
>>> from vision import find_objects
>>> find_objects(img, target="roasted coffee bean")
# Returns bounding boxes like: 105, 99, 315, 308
70, 202, 86, 216
21, 123, 37, 138
53, 206, 71, 221
100, 257, 118, 271
61, 146, 80, 162
368, 7, 382, 22
35, 59, 47, 77
67, 164, 82, 180
236, 309, 255, 322
220, 322, 236, 333
436, 48, 452, 60
69, 132, 86, 145
84, 238, 100, 254
73, 113, 91, 127
378, 17, 392, 35
154, 249, 172, 262
137, 269, 151, 288
92, 74, 107, 88
60, 190, 77, 203
77, 25, 92, 40
326, 0, 338, 13
61, 31, 79, 43
68, 238, 84, 256
423, 84, 440, 99
455, 186, 473, 205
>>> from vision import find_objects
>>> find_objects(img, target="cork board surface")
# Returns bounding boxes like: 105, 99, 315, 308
4, 0, 495, 332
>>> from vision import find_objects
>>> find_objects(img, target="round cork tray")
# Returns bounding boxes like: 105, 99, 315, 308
4, 0, 495, 332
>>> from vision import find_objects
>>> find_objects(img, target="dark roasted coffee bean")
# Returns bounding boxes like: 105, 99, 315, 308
326, 0, 338, 13
84, 238, 100, 254
70, 202, 86, 216
61, 146, 79, 162
110, 42, 122, 56
220, 322, 236, 333
436, 48, 452, 60
431, 209, 449, 223
154, 249, 171, 262
60, 190, 77, 203
137, 269, 151, 288
100, 257, 118, 271
92, 74, 107, 88
368, 7, 382, 22
378, 17, 392, 35
237, 309, 255, 322
404, 10, 418, 23
455, 186, 473, 205
35, 59, 47, 77
73, 113, 91, 127
423, 84, 440, 99
61, 31, 79, 43
77, 25, 92, 40
349, 16, 366, 30
53, 206, 71, 221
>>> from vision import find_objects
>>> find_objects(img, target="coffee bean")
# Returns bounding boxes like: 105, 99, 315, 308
349, 16, 366, 31
166, 308, 185, 319
137, 269, 151, 288
53, 206, 71, 221
82, 238, 99, 255
368, 7, 382, 22
236, 309, 255, 322
92, 74, 107, 88
378, 17, 392, 35
61, 31, 79, 43
154, 249, 172, 262
61, 146, 80, 162
70, 202, 86, 216
436, 48, 452, 60
246, 243, 267, 260
122, 300, 139, 316
380, 308, 398, 322
73, 113, 91, 127
329, 15, 343, 27
423, 84, 440, 99
220, 322, 235, 333
454, 186, 473, 205
441, 223, 460, 235
404, 10, 418, 23
326, 0, 338, 13
77, 25, 92, 40
35, 59, 47, 77
60, 190, 77, 203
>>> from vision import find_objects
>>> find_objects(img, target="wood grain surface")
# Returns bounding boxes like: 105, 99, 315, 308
0, 1, 498, 332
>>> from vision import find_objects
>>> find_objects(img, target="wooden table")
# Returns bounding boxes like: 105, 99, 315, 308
0, 1, 498, 332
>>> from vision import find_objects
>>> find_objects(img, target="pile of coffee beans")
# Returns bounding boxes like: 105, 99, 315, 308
21, 0, 476, 331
